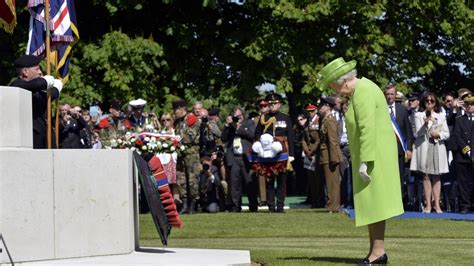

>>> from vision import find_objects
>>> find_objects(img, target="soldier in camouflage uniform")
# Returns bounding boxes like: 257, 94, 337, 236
98, 99, 132, 148
173, 99, 201, 214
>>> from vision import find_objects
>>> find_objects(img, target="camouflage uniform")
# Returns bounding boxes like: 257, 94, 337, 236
175, 115, 201, 210
99, 116, 131, 148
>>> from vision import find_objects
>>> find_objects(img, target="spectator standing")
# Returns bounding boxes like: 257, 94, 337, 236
452, 96, 474, 214
159, 112, 181, 205
58, 104, 88, 149
199, 108, 222, 157
222, 107, 258, 212
301, 103, 325, 208
127, 98, 148, 129
410, 93, 450, 213
79, 109, 93, 148
173, 99, 200, 214
384, 85, 414, 209
9, 55, 63, 149
99, 99, 131, 148
318, 97, 343, 212
160, 113, 175, 134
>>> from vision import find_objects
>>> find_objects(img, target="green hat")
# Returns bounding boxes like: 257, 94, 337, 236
316, 57, 357, 90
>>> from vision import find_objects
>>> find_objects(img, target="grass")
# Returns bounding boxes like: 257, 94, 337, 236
139, 208, 474, 265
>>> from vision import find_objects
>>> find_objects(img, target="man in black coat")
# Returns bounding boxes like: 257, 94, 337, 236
221, 107, 258, 212
9, 55, 63, 149
453, 96, 474, 214
254, 92, 295, 212
385, 85, 414, 208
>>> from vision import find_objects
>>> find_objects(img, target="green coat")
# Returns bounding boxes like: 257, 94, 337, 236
345, 78, 404, 227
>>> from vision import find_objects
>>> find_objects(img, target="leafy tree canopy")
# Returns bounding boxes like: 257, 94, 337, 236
1, 0, 472, 116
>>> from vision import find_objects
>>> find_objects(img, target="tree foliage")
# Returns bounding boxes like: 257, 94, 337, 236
1, 0, 472, 116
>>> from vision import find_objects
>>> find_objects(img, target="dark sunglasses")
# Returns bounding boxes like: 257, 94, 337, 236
161, 118, 172, 122
426, 99, 435, 104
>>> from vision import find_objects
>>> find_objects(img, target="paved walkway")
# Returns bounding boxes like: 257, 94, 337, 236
16, 247, 251, 266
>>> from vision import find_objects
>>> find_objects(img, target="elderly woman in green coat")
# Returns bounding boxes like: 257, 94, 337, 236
317, 58, 404, 265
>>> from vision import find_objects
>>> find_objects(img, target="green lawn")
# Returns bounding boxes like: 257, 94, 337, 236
139, 209, 474, 265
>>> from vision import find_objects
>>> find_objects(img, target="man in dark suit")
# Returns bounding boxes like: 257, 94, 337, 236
453, 96, 474, 214
385, 85, 414, 208
9, 55, 63, 149
221, 107, 258, 212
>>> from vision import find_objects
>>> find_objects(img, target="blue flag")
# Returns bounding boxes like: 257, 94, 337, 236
26, 0, 79, 83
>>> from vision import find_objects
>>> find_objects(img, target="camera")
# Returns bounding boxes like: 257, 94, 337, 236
232, 116, 240, 123
426, 110, 431, 117
202, 163, 210, 171
201, 116, 209, 123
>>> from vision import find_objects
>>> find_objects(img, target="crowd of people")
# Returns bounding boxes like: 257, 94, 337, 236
10, 55, 474, 216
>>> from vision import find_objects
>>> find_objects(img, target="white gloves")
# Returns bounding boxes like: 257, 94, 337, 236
42, 75, 54, 88
289, 156, 295, 162
53, 79, 63, 93
359, 162, 372, 183
210, 174, 215, 183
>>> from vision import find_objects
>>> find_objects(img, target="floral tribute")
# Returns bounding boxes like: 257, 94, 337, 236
251, 161, 287, 180
106, 131, 185, 156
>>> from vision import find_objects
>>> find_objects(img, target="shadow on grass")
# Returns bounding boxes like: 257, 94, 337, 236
281, 256, 361, 264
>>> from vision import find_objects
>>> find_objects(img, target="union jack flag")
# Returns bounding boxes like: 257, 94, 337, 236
26, 0, 79, 83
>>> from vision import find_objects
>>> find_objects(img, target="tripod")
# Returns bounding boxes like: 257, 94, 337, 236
0, 234, 14, 265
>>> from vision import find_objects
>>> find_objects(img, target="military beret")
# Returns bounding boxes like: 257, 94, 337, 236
172, 99, 187, 109
129, 98, 147, 109
14, 55, 42, 68
208, 108, 220, 117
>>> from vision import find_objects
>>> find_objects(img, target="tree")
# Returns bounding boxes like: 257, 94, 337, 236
1, 1, 472, 116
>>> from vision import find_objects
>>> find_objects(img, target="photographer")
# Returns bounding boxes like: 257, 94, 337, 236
221, 107, 258, 212
199, 108, 222, 157
58, 104, 88, 149
199, 156, 221, 213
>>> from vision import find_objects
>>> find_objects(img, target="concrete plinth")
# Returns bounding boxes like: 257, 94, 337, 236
17, 247, 251, 266
0, 86, 33, 149
0, 149, 135, 263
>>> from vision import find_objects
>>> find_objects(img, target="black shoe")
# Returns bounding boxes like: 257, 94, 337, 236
179, 202, 189, 214
276, 209, 285, 213
359, 254, 388, 265
268, 207, 276, 213
259, 201, 267, 207
189, 201, 196, 214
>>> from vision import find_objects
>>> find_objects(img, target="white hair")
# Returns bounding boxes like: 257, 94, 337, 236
335, 69, 357, 85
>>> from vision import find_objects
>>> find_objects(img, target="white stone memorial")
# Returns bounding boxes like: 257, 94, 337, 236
0, 86, 251, 265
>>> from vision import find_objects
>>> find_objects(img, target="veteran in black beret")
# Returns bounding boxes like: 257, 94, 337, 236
453, 95, 474, 214
9, 55, 63, 149
254, 91, 295, 213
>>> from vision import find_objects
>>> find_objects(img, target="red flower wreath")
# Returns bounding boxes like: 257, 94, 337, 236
251, 161, 287, 180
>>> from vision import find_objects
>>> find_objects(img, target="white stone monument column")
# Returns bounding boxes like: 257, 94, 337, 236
0, 86, 33, 149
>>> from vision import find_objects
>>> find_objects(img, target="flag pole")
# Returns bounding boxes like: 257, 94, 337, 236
55, 56, 60, 148
45, 0, 52, 149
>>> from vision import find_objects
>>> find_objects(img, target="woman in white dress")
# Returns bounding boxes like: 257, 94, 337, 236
410, 92, 450, 213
